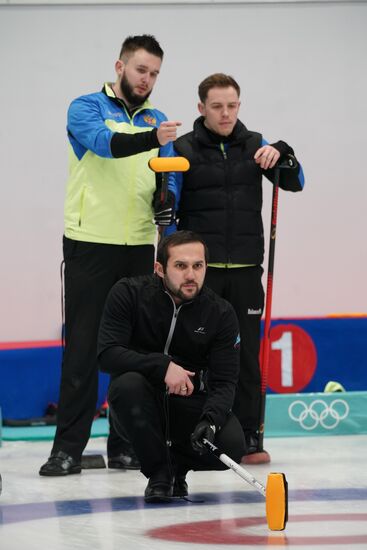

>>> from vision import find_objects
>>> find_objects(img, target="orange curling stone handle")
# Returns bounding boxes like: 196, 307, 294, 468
148, 156, 190, 173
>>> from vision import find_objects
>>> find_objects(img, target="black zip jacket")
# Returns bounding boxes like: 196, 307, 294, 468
174, 117, 303, 264
98, 274, 240, 429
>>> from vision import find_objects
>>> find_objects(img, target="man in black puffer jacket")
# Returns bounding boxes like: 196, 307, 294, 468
169, 73, 305, 463
98, 231, 245, 502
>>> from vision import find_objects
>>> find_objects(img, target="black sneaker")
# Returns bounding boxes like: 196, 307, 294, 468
172, 474, 188, 497
108, 452, 140, 470
245, 432, 259, 455
144, 469, 173, 503
39, 451, 82, 476
242, 432, 271, 464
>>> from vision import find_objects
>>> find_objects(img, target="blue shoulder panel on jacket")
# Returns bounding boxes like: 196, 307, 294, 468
67, 93, 116, 160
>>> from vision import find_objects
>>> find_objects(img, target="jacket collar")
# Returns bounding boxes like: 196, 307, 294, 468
154, 273, 204, 306
193, 116, 253, 147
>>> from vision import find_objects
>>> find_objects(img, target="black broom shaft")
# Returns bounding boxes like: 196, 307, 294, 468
257, 167, 280, 451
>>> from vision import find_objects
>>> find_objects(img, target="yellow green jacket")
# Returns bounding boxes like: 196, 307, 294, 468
64, 83, 175, 245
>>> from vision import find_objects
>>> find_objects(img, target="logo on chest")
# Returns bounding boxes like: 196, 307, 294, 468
143, 115, 157, 126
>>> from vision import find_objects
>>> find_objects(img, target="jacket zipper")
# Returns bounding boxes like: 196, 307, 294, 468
220, 142, 227, 160
163, 293, 184, 355
117, 102, 147, 242
163, 291, 205, 392
220, 142, 232, 263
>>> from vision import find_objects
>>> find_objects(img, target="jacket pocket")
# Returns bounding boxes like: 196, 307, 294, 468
78, 186, 86, 227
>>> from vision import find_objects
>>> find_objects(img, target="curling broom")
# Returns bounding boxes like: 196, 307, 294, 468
148, 156, 190, 231
203, 438, 288, 531
247, 156, 299, 465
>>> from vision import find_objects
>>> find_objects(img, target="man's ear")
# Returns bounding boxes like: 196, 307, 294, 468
198, 102, 206, 116
154, 261, 164, 279
115, 59, 124, 77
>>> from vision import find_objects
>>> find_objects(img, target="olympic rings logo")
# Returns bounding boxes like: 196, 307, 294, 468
288, 399, 349, 430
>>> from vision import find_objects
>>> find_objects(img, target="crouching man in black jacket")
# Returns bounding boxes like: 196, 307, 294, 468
98, 230, 246, 503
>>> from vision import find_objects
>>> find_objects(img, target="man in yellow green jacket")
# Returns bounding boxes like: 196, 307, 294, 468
40, 34, 180, 476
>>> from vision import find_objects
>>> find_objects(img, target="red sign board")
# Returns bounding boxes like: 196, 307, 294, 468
262, 324, 317, 393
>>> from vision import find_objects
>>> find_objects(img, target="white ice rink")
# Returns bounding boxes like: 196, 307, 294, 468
1, 434, 366, 549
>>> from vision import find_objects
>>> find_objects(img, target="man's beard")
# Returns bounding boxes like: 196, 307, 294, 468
119, 72, 151, 107
164, 277, 200, 303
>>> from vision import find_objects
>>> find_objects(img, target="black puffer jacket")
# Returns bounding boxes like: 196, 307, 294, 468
175, 117, 303, 264
98, 274, 240, 429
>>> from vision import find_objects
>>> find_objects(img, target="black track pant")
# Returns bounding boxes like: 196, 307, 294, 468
108, 372, 246, 478
204, 266, 264, 434
52, 237, 155, 461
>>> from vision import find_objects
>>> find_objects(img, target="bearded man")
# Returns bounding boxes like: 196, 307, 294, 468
40, 35, 180, 477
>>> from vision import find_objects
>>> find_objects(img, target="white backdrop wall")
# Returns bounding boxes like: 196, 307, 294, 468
0, 1, 366, 342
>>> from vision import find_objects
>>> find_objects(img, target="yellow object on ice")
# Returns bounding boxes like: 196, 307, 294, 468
265, 473, 288, 531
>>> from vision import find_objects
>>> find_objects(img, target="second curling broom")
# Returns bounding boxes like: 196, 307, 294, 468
148, 156, 190, 235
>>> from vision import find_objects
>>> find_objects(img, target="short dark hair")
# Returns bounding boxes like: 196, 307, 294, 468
157, 231, 209, 270
198, 73, 241, 103
119, 34, 164, 61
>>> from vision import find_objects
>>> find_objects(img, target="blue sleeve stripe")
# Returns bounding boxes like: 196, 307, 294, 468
174, 171, 183, 204
298, 164, 305, 188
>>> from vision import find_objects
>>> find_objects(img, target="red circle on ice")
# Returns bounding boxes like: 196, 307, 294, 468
147, 513, 367, 545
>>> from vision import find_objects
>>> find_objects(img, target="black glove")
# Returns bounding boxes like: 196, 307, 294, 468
153, 189, 175, 226
191, 418, 216, 454
270, 142, 299, 169
270, 140, 294, 160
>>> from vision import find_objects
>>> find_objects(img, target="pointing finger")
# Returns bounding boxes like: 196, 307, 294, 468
161, 121, 182, 127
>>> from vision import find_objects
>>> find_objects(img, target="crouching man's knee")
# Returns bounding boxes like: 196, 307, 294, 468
216, 413, 246, 464
108, 372, 151, 412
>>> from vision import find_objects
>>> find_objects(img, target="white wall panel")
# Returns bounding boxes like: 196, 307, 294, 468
0, 1, 366, 340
